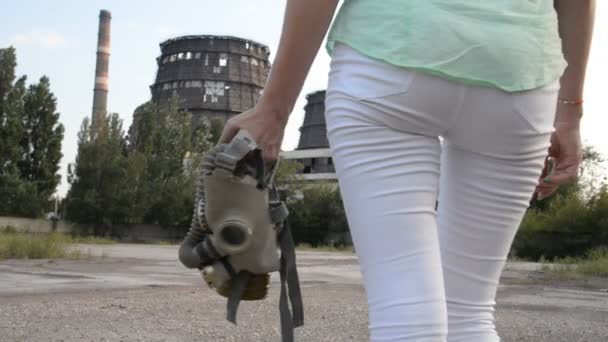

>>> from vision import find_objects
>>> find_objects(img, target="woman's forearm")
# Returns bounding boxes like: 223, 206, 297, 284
555, 0, 596, 103
260, 0, 339, 125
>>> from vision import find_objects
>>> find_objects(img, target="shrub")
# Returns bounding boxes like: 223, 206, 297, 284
287, 184, 349, 246
513, 186, 608, 260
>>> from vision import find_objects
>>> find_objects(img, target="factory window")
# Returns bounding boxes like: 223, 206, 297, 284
250, 58, 259, 66
170, 54, 177, 62
203, 94, 220, 103
191, 80, 202, 88
185, 81, 192, 88
328, 158, 333, 166
258, 46, 262, 54
219, 53, 228, 67
204, 81, 225, 96
241, 56, 249, 63
194, 52, 201, 59
172, 81, 178, 89
245, 42, 250, 49
204, 54, 209, 66
162, 83, 170, 90
162, 56, 169, 64
178, 52, 184, 60
213, 66, 222, 74
186, 52, 192, 60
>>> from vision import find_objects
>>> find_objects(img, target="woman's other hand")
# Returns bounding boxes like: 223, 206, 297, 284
218, 102, 288, 162
537, 0, 596, 200
535, 104, 583, 200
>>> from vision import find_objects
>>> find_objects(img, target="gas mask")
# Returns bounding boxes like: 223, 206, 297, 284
178, 130, 303, 342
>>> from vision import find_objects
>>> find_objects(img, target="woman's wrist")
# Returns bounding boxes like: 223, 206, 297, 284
557, 73, 585, 125
555, 102, 583, 126
256, 95, 292, 127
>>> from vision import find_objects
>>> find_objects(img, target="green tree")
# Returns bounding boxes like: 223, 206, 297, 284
0, 76, 26, 174
0, 47, 64, 218
1, 47, 28, 216
207, 117, 225, 144
141, 99, 195, 228
126, 98, 214, 230
65, 115, 135, 235
66, 97, 216, 233
0, 47, 17, 115
18, 76, 65, 200
0, 48, 25, 175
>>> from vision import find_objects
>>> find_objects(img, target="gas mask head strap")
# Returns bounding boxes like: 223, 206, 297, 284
215, 130, 279, 190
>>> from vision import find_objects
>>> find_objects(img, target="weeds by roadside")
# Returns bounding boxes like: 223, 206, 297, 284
541, 248, 608, 279
0, 231, 83, 260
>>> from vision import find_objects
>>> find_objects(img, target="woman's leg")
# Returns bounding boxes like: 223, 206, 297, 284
325, 92, 447, 341
323, 44, 467, 341
437, 82, 558, 341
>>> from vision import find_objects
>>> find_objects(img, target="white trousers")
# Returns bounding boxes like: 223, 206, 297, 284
324, 44, 558, 341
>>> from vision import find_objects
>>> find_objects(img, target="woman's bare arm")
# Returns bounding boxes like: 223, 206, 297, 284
536, 0, 596, 198
262, 0, 340, 122
219, 0, 339, 160
554, 0, 596, 123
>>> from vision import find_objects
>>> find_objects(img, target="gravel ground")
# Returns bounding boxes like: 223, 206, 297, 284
1, 245, 607, 342
1, 284, 607, 342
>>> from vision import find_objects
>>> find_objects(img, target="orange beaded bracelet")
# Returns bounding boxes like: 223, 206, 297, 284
557, 98, 584, 105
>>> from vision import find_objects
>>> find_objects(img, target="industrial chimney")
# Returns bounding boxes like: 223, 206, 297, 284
91, 9, 111, 133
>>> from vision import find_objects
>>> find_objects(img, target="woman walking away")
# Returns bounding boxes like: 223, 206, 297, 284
220, 1, 596, 341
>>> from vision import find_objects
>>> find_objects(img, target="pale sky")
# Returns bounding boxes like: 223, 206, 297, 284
1, 0, 606, 197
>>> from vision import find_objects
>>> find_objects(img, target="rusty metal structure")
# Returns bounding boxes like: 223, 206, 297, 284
150, 35, 271, 126
91, 9, 111, 133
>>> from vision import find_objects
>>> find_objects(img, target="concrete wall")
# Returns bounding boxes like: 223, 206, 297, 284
0, 216, 72, 234
0, 217, 182, 242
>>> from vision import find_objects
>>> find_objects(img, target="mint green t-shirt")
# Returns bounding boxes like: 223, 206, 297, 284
326, 0, 567, 92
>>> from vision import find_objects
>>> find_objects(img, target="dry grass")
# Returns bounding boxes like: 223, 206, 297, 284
0, 231, 83, 260
541, 248, 608, 278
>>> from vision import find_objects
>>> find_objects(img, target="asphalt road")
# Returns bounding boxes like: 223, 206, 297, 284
1, 244, 607, 342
